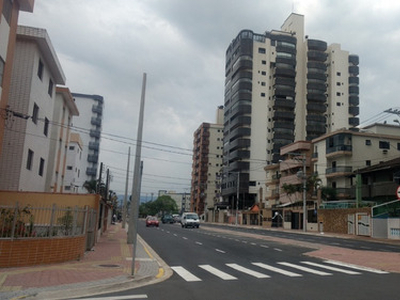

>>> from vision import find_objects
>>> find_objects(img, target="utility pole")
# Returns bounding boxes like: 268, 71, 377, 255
122, 147, 131, 229
235, 171, 240, 226
127, 73, 147, 277
302, 153, 307, 232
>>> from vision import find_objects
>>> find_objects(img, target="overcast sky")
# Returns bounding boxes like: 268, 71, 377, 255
19, 0, 400, 199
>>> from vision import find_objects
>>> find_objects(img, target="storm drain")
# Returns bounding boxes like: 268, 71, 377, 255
97, 264, 121, 268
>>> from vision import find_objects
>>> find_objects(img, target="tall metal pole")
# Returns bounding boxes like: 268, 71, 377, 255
127, 73, 147, 277
122, 147, 131, 229
235, 171, 240, 226
302, 154, 307, 232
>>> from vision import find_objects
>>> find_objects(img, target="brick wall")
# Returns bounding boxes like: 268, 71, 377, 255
0, 235, 86, 268
318, 208, 371, 234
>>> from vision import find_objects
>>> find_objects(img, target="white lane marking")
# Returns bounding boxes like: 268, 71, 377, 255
215, 249, 226, 253
278, 262, 332, 276
274, 248, 283, 252
199, 264, 237, 280
182, 237, 188, 240
301, 261, 361, 275
242, 241, 248, 244
260, 245, 269, 249
252, 262, 302, 277
173, 234, 178, 237
250, 242, 257, 246
171, 266, 202, 282
226, 263, 270, 278
324, 260, 390, 274
70, 295, 148, 299
195, 241, 203, 245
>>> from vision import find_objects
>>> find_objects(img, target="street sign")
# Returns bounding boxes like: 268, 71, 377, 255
396, 186, 400, 200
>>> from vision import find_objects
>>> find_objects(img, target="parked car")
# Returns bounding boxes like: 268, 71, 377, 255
145, 216, 159, 227
181, 212, 200, 228
172, 214, 181, 223
162, 215, 174, 224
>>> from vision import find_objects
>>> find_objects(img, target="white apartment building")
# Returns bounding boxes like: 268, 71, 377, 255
313, 124, 400, 197
45, 87, 79, 193
0, 26, 65, 191
0, 0, 34, 159
64, 133, 84, 193
222, 13, 359, 209
158, 190, 191, 214
69, 93, 104, 193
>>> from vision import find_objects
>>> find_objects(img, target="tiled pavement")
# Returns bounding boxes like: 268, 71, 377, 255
0, 222, 399, 300
0, 222, 172, 300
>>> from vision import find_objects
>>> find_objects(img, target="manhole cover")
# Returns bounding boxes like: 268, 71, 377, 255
98, 264, 121, 268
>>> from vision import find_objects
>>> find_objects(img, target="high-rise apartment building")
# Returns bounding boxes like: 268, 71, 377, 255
0, 26, 65, 191
70, 93, 103, 193
222, 13, 359, 208
191, 106, 224, 218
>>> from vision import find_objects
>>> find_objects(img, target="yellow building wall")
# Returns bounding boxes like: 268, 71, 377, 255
0, 190, 100, 209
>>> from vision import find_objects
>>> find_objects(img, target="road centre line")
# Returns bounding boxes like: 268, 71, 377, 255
182, 237, 188, 240
70, 295, 148, 300
215, 249, 226, 253
195, 241, 203, 245
274, 248, 283, 252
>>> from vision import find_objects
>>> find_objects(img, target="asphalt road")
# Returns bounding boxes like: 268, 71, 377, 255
95, 221, 400, 300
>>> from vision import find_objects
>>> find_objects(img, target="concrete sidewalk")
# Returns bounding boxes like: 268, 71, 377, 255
0, 222, 172, 300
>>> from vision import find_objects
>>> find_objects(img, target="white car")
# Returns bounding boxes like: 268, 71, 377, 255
181, 212, 200, 228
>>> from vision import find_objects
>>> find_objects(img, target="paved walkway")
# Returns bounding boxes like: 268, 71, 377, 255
0, 222, 399, 300
0, 223, 172, 300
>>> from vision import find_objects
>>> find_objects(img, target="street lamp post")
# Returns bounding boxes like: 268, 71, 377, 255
301, 154, 307, 232
235, 171, 240, 226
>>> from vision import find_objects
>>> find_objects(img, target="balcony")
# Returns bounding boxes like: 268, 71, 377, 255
86, 167, 97, 176
88, 141, 100, 151
326, 145, 352, 157
92, 105, 103, 115
87, 154, 98, 163
326, 166, 353, 178
90, 129, 101, 138
91, 117, 102, 127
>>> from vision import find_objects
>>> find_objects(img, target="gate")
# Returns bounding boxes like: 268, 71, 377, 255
348, 214, 355, 235
85, 208, 97, 250
356, 213, 370, 236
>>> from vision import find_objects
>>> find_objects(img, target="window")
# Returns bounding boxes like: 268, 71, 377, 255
37, 59, 44, 80
261, 71, 266, 75
379, 141, 390, 149
365, 140, 371, 146
27, 149, 34, 170
258, 47, 266, 54
32, 103, 39, 124
261, 82, 266, 86
0, 57, 4, 87
48, 79, 53, 96
336, 102, 341, 106
39, 158, 45, 176
397, 143, 400, 150
67, 166, 73, 170
336, 92, 341, 96
366, 160, 371, 166
261, 60, 266, 65
69, 146, 75, 150
337, 72, 341, 76
65, 186, 71, 191
44, 118, 49, 136
336, 82, 341, 86
261, 93, 265, 97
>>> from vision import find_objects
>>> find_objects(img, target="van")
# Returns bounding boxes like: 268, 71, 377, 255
181, 212, 200, 228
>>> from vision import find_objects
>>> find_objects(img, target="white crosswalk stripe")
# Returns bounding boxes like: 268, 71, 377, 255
171, 266, 201, 282
301, 261, 361, 275
199, 264, 238, 280
324, 260, 390, 274
226, 263, 270, 278
277, 262, 332, 276
252, 262, 302, 277
171, 261, 390, 282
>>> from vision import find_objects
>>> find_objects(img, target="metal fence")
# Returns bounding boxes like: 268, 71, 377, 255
0, 202, 96, 239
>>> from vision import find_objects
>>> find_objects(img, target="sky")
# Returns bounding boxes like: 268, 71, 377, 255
19, 0, 400, 199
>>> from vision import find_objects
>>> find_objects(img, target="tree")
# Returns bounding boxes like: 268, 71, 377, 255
83, 179, 106, 196
139, 195, 178, 217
